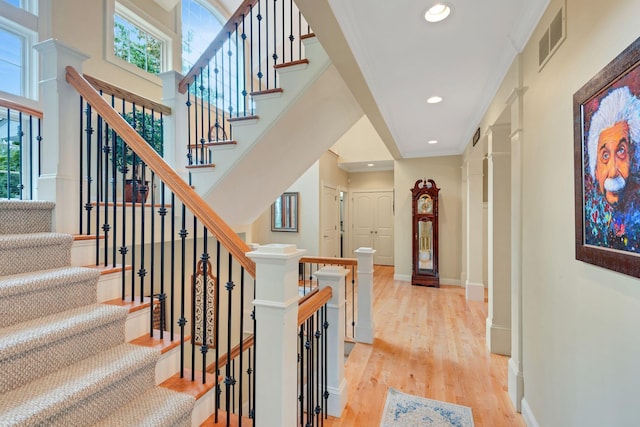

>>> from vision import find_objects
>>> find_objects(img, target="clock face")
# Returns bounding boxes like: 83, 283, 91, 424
419, 195, 433, 214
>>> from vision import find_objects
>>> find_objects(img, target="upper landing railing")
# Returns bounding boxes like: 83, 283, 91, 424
177, 0, 312, 167
0, 97, 42, 200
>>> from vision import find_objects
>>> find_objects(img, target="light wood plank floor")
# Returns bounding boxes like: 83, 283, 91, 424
325, 265, 525, 427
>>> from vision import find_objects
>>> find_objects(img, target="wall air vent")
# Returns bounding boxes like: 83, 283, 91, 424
538, 5, 566, 70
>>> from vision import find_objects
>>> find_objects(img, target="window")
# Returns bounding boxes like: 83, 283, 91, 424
0, 1, 37, 98
107, 2, 172, 80
0, 27, 22, 95
114, 13, 162, 74
181, 0, 223, 74
181, 0, 244, 114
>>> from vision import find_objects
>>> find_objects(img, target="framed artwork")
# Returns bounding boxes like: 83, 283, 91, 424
573, 36, 640, 278
271, 192, 299, 232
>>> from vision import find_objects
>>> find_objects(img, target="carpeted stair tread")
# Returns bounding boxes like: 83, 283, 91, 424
0, 233, 72, 275
0, 343, 159, 426
0, 266, 100, 327
0, 200, 54, 235
91, 387, 195, 427
0, 303, 129, 394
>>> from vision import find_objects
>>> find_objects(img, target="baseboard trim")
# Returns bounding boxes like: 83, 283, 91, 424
465, 281, 485, 301
394, 274, 411, 282
486, 319, 511, 355
521, 398, 539, 427
440, 277, 461, 286
508, 358, 524, 412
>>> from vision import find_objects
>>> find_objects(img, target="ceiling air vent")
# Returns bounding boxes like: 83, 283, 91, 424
538, 6, 565, 70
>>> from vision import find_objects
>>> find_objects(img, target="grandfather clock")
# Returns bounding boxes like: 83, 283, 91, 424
411, 179, 440, 287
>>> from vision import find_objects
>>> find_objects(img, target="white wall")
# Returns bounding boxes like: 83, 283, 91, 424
394, 156, 462, 283
250, 151, 347, 255
250, 161, 320, 253
479, 0, 640, 425
330, 116, 393, 163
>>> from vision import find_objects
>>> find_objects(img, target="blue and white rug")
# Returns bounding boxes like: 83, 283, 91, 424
380, 388, 475, 427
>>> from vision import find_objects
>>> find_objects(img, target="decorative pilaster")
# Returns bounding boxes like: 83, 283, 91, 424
465, 157, 485, 301
354, 247, 375, 343
33, 39, 89, 234
506, 85, 527, 412
486, 124, 512, 356
314, 266, 349, 417
247, 244, 306, 427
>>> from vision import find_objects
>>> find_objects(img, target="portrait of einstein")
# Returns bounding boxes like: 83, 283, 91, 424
582, 68, 640, 254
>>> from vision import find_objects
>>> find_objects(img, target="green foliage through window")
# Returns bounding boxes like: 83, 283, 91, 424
114, 14, 162, 75
0, 119, 22, 199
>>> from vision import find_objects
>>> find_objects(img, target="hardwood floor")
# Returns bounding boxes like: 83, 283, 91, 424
325, 265, 525, 427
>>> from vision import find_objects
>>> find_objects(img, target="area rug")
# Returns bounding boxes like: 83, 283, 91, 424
380, 388, 474, 427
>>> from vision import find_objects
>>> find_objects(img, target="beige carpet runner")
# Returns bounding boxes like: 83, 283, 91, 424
0, 200, 194, 426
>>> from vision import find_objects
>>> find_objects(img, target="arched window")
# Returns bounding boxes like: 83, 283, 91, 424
181, 0, 223, 74
182, 0, 243, 116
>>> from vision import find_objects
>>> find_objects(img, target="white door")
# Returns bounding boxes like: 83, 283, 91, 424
352, 190, 394, 265
321, 184, 339, 257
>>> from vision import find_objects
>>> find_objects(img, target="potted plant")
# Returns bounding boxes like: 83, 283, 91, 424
113, 110, 164, 203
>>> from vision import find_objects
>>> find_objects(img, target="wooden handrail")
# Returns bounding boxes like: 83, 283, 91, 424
178, 0, 256, 94
65, 65, 256, 277
0, 97, 43, 119
298, 287, 332, 326
83, 74, 172, 116
300, 256, 357, 267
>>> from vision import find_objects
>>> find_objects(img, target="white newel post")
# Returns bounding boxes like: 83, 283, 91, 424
354, 247, 375, 344
314, 266, 348, 417
33, 39, 89, 234
247, 244, 306, 427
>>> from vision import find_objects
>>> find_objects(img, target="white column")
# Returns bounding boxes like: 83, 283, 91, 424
507, 86, 526, 412
314, 266, 349, 417
33, 39, 89, 234
247, 244, 306, 427
465, 157, 485, 301
354, 247, 375, 344
486, 124, 512, 355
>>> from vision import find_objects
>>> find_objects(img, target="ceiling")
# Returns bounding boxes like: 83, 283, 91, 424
304, 0, 551, 159
217, 0, 551, 159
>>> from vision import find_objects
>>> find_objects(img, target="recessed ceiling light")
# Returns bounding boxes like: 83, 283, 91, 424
367, 163, 374, 167
427, 140, 438, 144
424, 3, 451, 23
427, 96, 443, 104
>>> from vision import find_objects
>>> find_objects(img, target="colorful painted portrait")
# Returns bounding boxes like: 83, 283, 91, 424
574, 37, 640, 278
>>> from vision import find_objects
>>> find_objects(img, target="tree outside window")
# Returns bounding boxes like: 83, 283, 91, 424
114, 14, 162, 75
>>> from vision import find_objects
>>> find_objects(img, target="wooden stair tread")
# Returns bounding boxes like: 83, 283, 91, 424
227, 115, 258, 123
250, 88, 283, 96
186, 163, 216, 169
83, 263, 132, 275
102, 295, 152, 313
91, 201, 172, 208
274, 58, 309, 70
73, 234, 105, 241
129, 329, 188, 355
200, 409, 253, 426
189, 140, 237, 149
300, 33, 316, 40
160, 369, 219, 400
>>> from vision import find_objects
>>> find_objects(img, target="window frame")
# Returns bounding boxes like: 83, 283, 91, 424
0, 1, 38, 99
105, 1, 173, 83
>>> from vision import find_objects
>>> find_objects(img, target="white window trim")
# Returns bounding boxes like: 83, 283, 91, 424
105, 0, 174, 84
0, 3, 38, 100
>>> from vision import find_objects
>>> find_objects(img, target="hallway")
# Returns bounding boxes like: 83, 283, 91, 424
326, 265, 525, 426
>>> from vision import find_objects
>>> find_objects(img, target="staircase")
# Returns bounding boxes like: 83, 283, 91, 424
187, 36, 364, 226
0, 200, 195, 426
